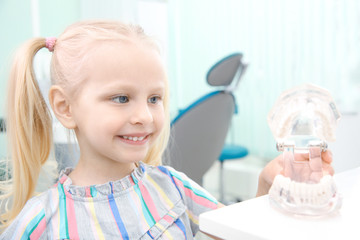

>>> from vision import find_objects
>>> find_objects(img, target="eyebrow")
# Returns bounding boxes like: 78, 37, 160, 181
98, 82, 165, 94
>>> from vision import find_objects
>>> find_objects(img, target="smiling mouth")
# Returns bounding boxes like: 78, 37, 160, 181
119, 135, 148, 142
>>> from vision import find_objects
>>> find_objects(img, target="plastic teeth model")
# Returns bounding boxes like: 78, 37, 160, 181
267, 84, 342, 216
269, 175, 341, 215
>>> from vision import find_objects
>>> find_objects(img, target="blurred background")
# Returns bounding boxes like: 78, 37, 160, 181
1, 0, 360, 201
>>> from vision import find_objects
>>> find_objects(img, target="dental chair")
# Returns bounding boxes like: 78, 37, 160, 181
164, 53, 248, 192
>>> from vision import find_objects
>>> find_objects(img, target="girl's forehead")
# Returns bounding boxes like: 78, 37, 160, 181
81, 41, 167, 87
87, 41, 163, 68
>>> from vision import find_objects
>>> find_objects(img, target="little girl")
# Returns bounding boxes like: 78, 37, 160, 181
0, 20, 333, 239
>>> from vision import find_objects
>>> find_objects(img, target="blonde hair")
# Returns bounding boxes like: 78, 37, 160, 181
1, 20, 170, 229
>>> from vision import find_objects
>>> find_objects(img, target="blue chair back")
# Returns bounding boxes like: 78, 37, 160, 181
163, 53, 247, 185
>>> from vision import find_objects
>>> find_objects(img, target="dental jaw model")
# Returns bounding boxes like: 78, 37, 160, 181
267, 84, 342, 216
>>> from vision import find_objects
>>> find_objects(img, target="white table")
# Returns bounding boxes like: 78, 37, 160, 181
199, 167, 360, 240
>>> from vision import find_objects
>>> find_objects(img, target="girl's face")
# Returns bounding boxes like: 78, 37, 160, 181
70, 41, 166, 167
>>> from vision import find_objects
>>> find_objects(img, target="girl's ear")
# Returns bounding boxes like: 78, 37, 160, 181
49, 86, 77, 129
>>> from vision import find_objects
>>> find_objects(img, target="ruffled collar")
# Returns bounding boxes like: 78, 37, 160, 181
58, 162, 145, 199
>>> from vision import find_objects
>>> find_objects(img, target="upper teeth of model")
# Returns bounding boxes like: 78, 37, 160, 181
122, 136, 145, 141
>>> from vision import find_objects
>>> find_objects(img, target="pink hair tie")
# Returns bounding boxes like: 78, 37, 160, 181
45, 37, 57, 52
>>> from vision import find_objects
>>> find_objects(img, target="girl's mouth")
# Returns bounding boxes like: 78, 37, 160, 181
121, 135, 145, 141
118, 134, 149, 144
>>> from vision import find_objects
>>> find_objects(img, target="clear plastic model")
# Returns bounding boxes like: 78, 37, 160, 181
268, 84, 342, 216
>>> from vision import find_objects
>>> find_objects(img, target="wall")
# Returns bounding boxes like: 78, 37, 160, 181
0, 0, 81, 158
167, 0, 360, 159
0, 0, 32, 158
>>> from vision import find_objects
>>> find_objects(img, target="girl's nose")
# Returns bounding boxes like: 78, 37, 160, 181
130, 102, 154, 125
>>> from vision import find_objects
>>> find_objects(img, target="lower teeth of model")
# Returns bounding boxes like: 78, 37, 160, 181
269, 174, 336, 206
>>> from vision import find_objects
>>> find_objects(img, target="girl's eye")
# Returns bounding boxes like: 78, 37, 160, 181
112, 95, 129, 103
148, 96, 161, 104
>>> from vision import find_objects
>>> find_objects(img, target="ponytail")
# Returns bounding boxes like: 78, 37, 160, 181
1, 38, 53, 228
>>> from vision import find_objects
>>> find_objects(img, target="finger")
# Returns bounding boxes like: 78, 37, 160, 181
322, 150, 333, 164
309, 147, 322, 172
322, 162, 335, 176
294, 149, 333, 163
293, 152, 309, 162
309, 147, 321, 158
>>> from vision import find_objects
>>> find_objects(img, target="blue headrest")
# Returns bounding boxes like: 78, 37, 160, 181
206, 53, 244, 87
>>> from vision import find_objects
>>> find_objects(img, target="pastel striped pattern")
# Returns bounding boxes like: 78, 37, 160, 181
28, 213, 46, 240
157, 166, 218, 207
174, 219, 187, 239
65, 194, 79, 238
145, 174, 174, 209
126, 188, 150, 233
186, 209, 199, 226
57, 182, 69, 239
1, 163, 218, 239
20, 209, 45, 240
133, 184, 156, 226
10, 200, 44, 240
108, 193, 128, 239
87, 198, 105, 239
48, 186, 59, 239
138, 181, 161, 221
155, 222, 173, 240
